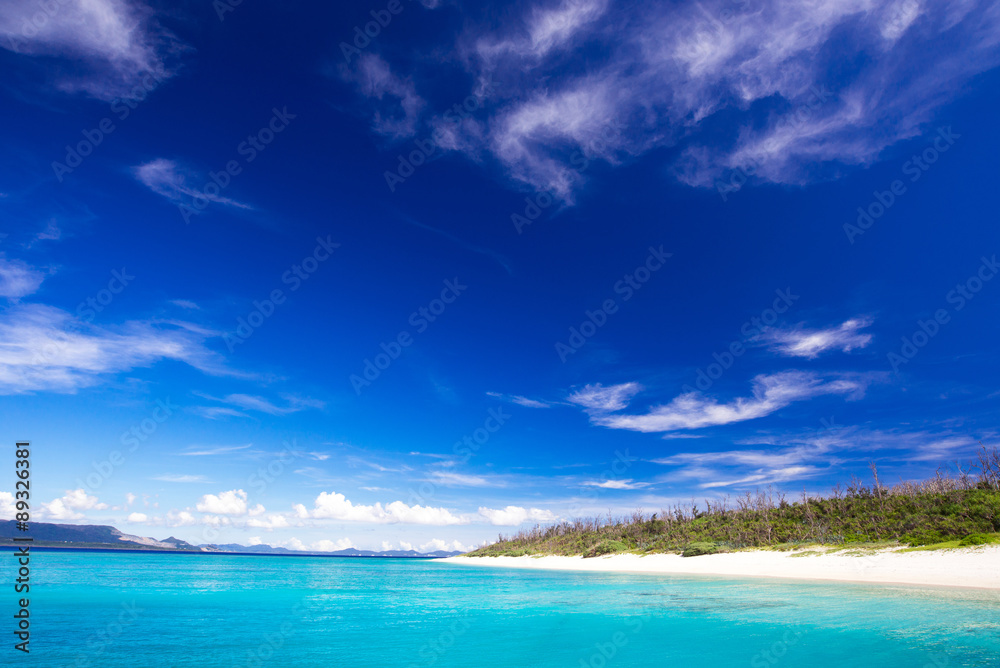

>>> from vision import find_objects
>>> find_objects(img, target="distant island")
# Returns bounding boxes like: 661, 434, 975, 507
0, 520, 461, 558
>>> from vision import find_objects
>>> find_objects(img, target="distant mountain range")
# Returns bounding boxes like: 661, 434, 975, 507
0, 521, 462, 557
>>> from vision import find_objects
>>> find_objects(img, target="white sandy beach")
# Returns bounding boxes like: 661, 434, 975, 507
440, 545, 1000, 590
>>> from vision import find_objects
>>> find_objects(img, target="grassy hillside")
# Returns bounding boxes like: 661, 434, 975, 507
468, 447, 1000, 558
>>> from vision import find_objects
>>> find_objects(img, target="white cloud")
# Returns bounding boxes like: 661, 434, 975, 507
133, 159, 252, 210
581, 479, 649, 490
200, 514, 231, 527
196, 392, 325, 416
700, 465, 820, 489
340, 54, 426, 139
477, 0, 608, 61
165, 510, 197, 526
567, 382, 642, 412
478, 506, 556, 526
190, 406, 250, 420
280, 537, 307, 551
587, 372, 868, 433
426, 471, 497, 487
362, 0, 1000, 199
0, 0, 181, 100
0, 303, 234, 394
41, 489, 108, 520
180, 444, 253, 457
419, 538, 470, 553
312, 538, 354, 552
246, 514, 290, 530
295, 491, 466, 525
759, 318, 874, 358
0, 492, 16, 519
153, 474, 211, 483
126, 512, 147, 522
651, 426, 982, 489
486, 391, 551, 408
196, 489, 251, 516
0, 255, 45, 299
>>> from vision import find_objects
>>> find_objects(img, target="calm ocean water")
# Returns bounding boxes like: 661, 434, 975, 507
13, 550, 1000, 667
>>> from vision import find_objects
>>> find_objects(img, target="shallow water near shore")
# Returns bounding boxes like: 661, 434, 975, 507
24, 550, 1000, 666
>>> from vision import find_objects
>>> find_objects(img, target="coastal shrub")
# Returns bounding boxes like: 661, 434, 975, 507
584, 540, 628, 558
465, 446, 1000, 558
901, 530, 946, 547
958, 533, 993, 546
681, 542, 721, 557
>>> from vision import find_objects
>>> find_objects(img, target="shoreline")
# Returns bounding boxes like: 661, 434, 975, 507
439, 545, 1000, 590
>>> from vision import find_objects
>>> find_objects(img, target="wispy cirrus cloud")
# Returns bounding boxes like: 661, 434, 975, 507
193, 392, 325, 417
426, 471, 500, 487
581, 479, 649, 490
178, 444, 254, 457
152, 474, 211, 483
575, 372, 869, 433
653, 426, 986, 488
0, 0, 183, 99
338, 54, 426, 139
758, 317, 874, 358
0, 303, 236, 394
567, 382, 642, 412
133, 159, 252, 210
486, 391, 551, 408
345, 0, 1000, 200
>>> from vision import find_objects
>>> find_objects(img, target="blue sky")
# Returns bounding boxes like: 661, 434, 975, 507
1, 0, 999, 552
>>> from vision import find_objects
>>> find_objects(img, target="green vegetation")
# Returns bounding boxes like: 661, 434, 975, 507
468, 447, 1000, 557
681, 542, 724, 557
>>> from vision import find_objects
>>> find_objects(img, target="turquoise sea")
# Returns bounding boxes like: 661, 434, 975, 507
13, 550, 1000, 666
